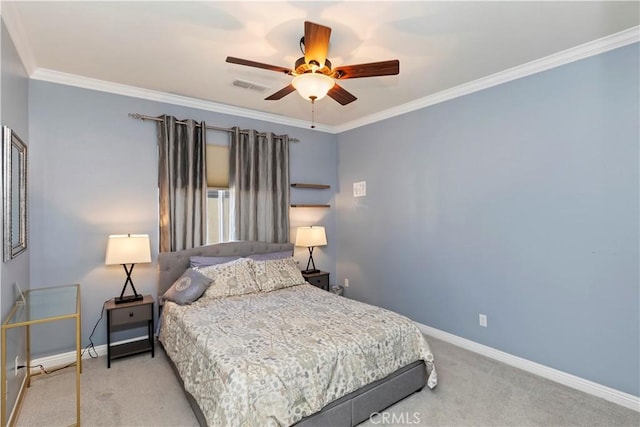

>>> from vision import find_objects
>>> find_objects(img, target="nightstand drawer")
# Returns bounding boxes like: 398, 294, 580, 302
110, 304, 152, 326
302, 271, 330, 291
307, 276, 328, 288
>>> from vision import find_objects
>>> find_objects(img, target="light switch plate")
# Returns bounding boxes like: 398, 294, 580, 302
353, 181, 366, 197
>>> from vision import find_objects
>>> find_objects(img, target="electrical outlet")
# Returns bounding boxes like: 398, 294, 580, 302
344, 278, 350, 287
479, 314, 488, 327
14, 356, 19, 376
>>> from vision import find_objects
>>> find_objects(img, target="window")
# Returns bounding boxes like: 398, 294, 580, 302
207, 189, 230, 243
205, 143, 230, 244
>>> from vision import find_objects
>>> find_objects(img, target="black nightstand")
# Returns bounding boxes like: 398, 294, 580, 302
302, 271, 330, 291
105, 295, 154, 368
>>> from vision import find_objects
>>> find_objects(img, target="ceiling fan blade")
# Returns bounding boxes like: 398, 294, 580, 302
327, 84, 357, 105
304, 21, 331, 68
333, 60, 399, 79
265, 84, 296, 101
226, 57, 292, 74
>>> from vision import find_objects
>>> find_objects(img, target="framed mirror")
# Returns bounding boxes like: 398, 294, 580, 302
3, 126, 27, 262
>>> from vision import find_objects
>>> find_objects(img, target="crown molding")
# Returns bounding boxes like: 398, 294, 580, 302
333, 25, 640, 133
29, 69, 334, 133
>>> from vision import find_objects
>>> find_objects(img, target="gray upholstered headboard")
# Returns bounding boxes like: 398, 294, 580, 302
157, 240, 294, 297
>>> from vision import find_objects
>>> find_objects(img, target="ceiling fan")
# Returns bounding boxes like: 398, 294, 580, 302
226, 21, 399, 107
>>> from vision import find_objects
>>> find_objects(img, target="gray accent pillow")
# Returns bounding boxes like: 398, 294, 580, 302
163, 268, 212, 305
190, 255, 239, 268
247, 250, 293, 261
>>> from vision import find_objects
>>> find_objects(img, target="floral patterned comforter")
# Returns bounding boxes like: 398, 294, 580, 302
159, 284, 437, 427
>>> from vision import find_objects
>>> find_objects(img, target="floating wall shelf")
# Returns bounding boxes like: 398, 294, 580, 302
290, 183, 331, 207
291, 183, 330, 189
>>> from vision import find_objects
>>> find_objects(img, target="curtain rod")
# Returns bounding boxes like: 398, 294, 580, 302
128, 113, 299, 143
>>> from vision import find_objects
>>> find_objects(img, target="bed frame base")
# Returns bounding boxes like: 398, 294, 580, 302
162, 342, 425, 427
296, 360, 426, 427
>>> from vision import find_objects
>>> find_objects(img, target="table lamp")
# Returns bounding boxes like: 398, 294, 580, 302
295, 226, 327, 274
105, 234, 151, 304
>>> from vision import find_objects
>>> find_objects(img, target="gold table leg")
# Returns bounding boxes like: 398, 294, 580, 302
76, 313, 81, 426
1, 326, 6, 427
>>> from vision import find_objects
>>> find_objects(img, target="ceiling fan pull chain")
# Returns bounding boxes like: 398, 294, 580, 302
310, 96, 317, 129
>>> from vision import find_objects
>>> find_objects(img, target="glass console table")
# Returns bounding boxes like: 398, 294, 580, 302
1, 284, 81, 426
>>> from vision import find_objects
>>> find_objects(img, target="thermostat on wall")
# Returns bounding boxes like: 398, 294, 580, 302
353, 181, 366, 197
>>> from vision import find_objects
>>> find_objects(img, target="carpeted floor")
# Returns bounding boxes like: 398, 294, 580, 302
16, 336, 639, 427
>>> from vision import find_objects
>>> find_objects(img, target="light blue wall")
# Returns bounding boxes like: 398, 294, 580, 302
28, 81, 338, 355
336, 44, 639, 396
1, 17, 29, 424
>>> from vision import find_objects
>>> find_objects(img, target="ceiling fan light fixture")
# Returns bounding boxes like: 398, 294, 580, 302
292, 73, 334, 101
227, 22, 396, 108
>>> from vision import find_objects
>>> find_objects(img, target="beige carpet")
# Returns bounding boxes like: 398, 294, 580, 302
16, 336, 640, 427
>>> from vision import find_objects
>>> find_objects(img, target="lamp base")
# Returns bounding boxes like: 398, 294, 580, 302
301, 269, 320, 274
114, 294, 144, 305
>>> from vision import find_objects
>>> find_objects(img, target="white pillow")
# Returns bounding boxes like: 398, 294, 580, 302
196, 258, 260, 301
252, 257, 306, 292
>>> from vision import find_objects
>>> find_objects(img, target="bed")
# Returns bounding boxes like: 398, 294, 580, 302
157, 241, 437, 426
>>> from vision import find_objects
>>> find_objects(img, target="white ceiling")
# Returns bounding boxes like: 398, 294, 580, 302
3, 1, 639, 131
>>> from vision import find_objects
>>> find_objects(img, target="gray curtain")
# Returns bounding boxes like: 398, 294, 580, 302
157, 115, 207, 252
229, 127, 290, 243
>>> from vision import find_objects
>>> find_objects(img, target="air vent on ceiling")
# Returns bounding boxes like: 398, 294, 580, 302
232, 79, 270, 92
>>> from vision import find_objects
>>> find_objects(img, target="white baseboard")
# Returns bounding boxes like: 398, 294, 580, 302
416, 322, 640, 412
27, 328, 640, 412
28, 336, 146, 374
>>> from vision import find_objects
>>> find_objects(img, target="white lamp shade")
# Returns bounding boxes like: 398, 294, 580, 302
292, 73, 335, 101
105, 234, 152, 265
295, 226, 327, 248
